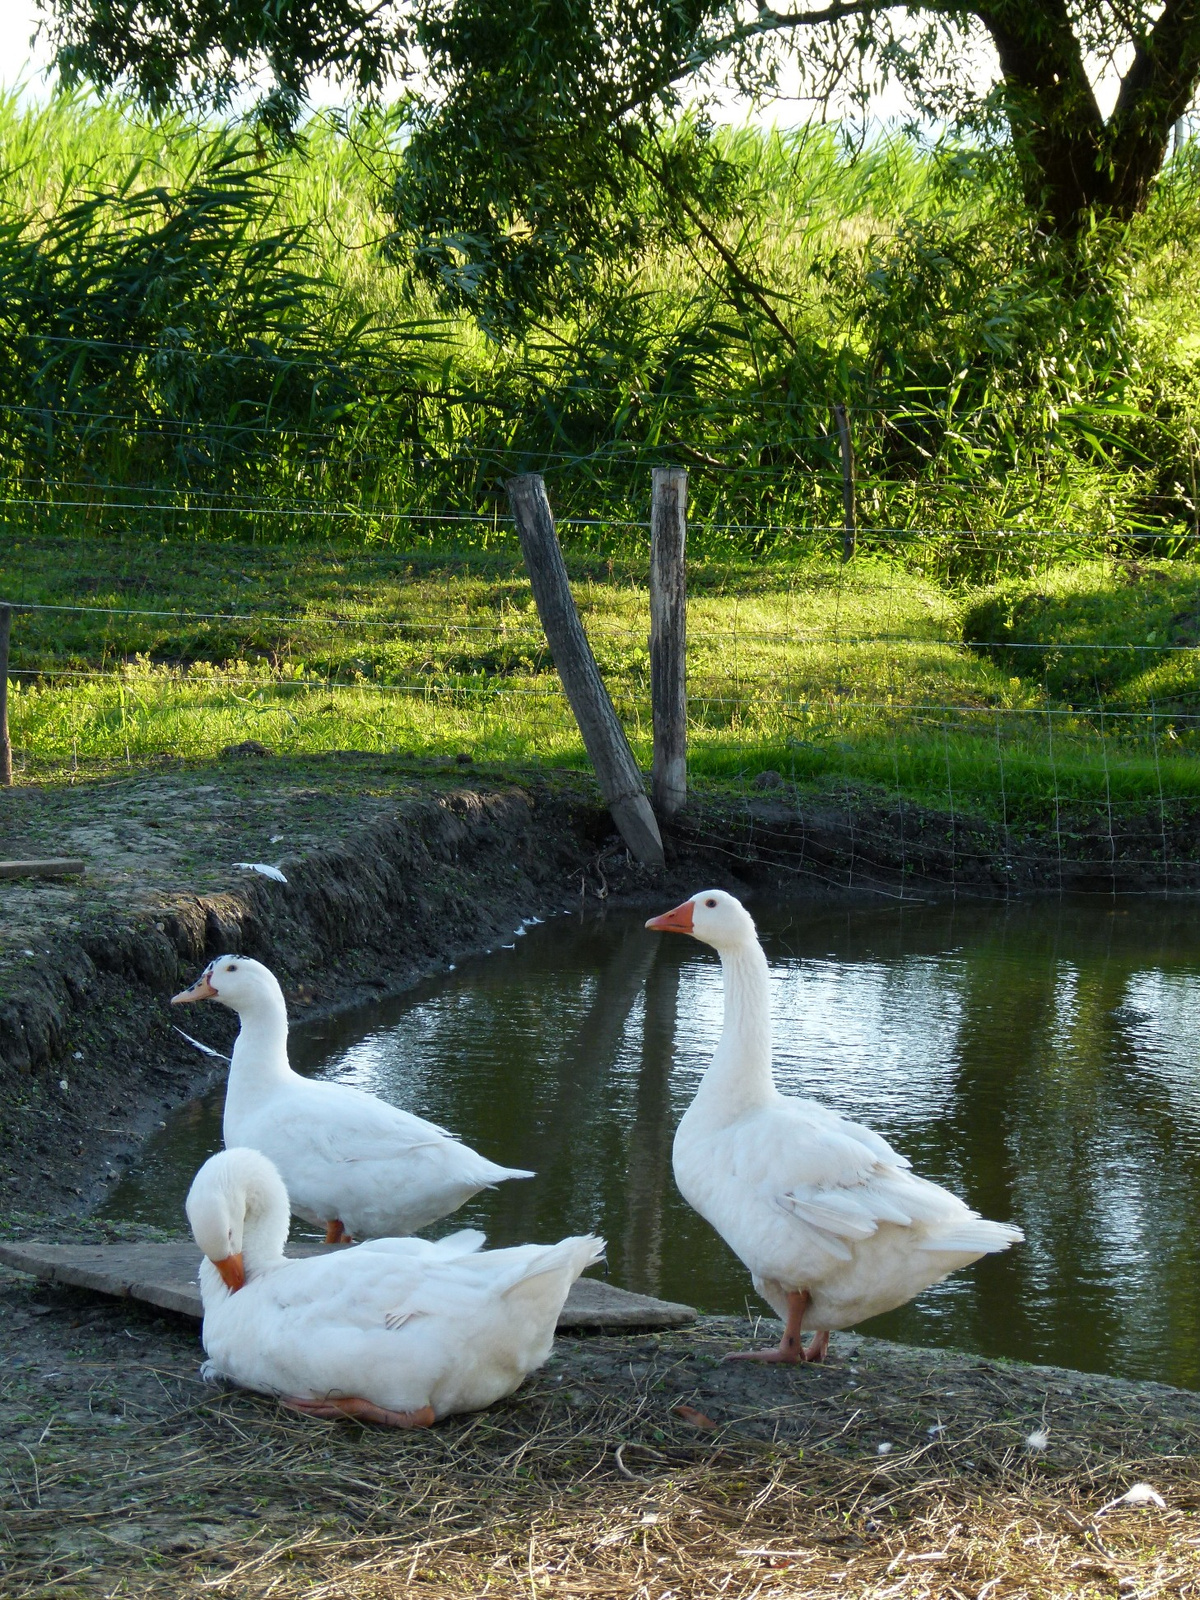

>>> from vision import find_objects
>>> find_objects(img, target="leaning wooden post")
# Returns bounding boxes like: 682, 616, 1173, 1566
507, 474, 664, 867
833, 402, 856, 563
0, 604, 12, 786
649, 467, 687, 819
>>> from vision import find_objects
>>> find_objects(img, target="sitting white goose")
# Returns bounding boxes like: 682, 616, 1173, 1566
646, 890, 1023, 1363
172, 955, 533, 1241
187, 1147, 603, 1426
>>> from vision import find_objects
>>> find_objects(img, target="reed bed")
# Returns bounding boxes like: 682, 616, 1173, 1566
5, 94, 1200, 559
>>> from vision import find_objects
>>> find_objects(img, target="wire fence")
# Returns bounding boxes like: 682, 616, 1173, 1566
5, 511, 1200, 895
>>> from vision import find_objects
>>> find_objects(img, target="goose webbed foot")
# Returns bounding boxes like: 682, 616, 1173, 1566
283, 1396, 435, 1428
724, 1290, 827, 1365
323, 1219, 352, 1245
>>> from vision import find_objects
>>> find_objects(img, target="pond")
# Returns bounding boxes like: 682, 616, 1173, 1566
105, 895, 1200, 1390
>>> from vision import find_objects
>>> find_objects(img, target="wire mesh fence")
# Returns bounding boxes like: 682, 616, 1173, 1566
4, 510, 1200, 896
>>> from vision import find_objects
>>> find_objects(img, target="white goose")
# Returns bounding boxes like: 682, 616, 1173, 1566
647, 891, 1023, 1363
172, 955, 533, 1241
187, 1147, 603, 1426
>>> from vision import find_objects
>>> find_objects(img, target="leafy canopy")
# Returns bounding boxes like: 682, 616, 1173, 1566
36, 1, 1200, 325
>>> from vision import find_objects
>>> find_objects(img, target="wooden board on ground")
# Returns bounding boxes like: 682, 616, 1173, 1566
0, 857, 86, 879
0, 1240, 697, 1330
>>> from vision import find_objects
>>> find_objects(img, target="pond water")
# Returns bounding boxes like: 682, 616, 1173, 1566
105, 896, 1200, 1389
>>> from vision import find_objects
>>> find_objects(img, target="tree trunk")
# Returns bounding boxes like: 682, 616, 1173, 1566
979, 0, 1200, 234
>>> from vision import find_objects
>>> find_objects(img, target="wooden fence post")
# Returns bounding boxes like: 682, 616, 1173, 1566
506, 474, 664, 867
0, 604, 12, 786
833, 402, 856, 563
649, 467, 687, 819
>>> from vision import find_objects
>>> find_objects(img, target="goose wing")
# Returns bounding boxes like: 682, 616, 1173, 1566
733, 1097, 962, 1262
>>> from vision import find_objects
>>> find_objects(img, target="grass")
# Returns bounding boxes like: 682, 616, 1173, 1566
6, 533, 1200, 828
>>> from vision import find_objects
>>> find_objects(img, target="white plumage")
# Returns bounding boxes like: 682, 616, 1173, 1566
647, 890, 1023, 1362
172, 955, 533, 1240
187, 1147, 602, 1425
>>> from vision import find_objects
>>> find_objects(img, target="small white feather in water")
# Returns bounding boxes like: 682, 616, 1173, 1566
1025, 1429, 1050, 1452
233, 862, 288, 883
173, 1026, 232, 1063
1098, 1483, 1166, 1514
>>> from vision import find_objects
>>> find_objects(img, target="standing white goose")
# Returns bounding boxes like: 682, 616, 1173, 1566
172, 955, 533, 1241
646, 891, 1023, 1363
187, 1147, 603, 1426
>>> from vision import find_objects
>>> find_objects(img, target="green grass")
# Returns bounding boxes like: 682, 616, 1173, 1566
8, 534, 1200, 826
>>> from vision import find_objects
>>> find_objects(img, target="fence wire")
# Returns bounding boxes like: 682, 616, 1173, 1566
5, 516, 1200, 898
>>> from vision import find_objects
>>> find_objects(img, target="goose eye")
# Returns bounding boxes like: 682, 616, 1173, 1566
225, 962, 239, 972
704, 898, 717, 908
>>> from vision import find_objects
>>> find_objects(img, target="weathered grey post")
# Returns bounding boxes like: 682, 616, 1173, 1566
506, 474, 664, 867
833, 402, 856, 563
649, 467, 687, 818
0, 604, 12, 786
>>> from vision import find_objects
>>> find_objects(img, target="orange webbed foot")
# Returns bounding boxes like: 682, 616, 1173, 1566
283, 1396, 435, 1429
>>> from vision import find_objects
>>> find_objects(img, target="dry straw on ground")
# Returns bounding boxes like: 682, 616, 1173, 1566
3, 1294, 1199, 1600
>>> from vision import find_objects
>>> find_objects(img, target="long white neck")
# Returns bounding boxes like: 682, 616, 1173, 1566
225, 987, 293, 1102
692, 936, 777, 1119
240, 1172, 290, 1278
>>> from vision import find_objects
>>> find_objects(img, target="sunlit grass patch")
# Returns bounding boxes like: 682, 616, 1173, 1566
964, 558, 1200, 705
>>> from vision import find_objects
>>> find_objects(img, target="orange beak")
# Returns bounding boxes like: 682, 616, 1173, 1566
171, 972, 217, 1004
645, 899, 695, 935
212, 1252, 245, 1292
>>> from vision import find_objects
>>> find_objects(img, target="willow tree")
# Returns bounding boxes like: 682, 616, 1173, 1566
38, 0, 1200, 322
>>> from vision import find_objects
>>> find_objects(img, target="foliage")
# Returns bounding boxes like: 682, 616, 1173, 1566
38, 0, 1200, 301
7, 95, 1200, 568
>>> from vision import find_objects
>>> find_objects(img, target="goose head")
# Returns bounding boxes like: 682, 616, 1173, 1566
171, 954, 284, 1014
646, 889, 758, 952
185, 1147, 290, 1291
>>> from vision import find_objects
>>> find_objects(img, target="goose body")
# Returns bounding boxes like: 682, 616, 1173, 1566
187, 1147, 603, 1424
647, 891, 1023, 1361
173, 956, 533, 1240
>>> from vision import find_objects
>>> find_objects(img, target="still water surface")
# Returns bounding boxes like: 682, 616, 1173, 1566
106, 898, 1200, 1388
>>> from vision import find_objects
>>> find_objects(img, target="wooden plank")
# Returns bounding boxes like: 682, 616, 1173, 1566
506, 473, 664, 866
649, 467, 688, 819
0, 1240, 697, 1330
0, 858, 86, 880
0, 603, 11, 786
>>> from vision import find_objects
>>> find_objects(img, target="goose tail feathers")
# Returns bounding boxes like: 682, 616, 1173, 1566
920, 1218, 1024, 1254
500, 1235, 606, 1302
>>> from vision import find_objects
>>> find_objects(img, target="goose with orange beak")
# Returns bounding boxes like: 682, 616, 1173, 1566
647, 889, 1023, 1364
172, 955, 533, 1243
186, 1147, 603, 1427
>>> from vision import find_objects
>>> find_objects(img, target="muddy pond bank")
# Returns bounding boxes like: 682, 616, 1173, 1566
2, 751, 1199, 1219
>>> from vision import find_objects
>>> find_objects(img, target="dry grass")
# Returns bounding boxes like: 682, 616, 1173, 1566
4, 1310, 1200, 1599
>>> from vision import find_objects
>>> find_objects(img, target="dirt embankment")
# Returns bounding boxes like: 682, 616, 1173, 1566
3, 751, 1199, 1215
0, 759, 627, 1214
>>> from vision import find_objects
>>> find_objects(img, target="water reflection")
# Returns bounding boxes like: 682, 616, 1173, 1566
105, 897, 1200, 1388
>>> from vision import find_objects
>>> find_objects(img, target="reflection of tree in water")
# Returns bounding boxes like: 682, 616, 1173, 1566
495, 916, 657, 1249
620, 942, 679, 1298
917, 904, 1200, 1385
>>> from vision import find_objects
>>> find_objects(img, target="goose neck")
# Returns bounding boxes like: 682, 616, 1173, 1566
699, 938, 776, 1112
227, 992, 292, 1085
240, 1174, 290, 1278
